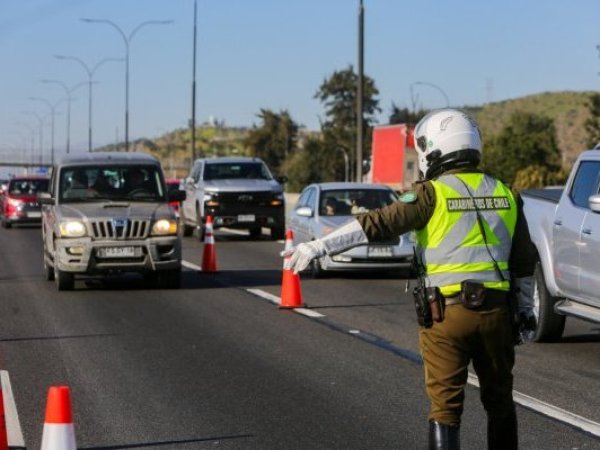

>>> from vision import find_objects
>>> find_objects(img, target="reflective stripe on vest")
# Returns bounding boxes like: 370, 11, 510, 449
416, 173, 517, 296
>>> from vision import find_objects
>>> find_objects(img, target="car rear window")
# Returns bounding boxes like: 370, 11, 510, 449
320, 189, 399, 216
8, 179, 49, 195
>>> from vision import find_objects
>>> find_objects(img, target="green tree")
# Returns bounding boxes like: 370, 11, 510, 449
283, 136, 327, 192
388, 103, 427, 126
245, 109, 298, 175
314, 65, 380, 181
480, 111, 561, 186
584, 93, 600, 148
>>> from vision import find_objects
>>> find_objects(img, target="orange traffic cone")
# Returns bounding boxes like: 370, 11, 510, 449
40, 385, 76, 450
201, 215, 217, 272
0, 380, 7, 450
280, 229, 304, 309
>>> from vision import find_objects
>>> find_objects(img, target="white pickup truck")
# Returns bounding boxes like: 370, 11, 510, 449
521, 149, 600, 341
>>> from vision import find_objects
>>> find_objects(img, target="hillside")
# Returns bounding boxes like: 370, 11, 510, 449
468, 91, 596, 168
98, 91, 596, 176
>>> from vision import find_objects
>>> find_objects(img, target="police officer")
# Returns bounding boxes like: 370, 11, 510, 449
283, 109, 537, 449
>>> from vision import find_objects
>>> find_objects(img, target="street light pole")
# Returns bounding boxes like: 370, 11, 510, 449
81, 18, 173, 152
41, 80, 87, 154
22, 111, 44, 165
356, 0, 364, 183
55, 55, 122, 152
15, 122, 36, 166
338, 147, 350, 182
29, 97, 63, 165
191, 0, 198, 162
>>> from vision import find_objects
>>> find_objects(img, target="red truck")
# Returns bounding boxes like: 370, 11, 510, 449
368, 124, 419, 192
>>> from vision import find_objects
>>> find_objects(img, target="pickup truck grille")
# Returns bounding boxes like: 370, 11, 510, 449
90, 219, 150, 240
216, 191, 275, 206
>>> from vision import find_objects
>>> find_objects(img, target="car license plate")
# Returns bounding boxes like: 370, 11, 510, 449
238, 214, 255, 223
368, 246, 393, 258
27, 211, 41, 218
98, 246, 136, 258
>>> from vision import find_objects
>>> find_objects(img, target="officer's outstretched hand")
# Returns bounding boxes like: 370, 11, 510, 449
281, 240, 326, 274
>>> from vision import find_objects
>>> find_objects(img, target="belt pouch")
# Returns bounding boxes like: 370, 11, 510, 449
426, 286, 445, 322
460, 280, 486, 309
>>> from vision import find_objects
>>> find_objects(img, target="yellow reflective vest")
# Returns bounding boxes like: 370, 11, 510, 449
416, 173, 517, 296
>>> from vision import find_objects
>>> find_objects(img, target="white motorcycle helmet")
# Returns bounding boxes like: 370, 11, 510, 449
413, 108, 482, 180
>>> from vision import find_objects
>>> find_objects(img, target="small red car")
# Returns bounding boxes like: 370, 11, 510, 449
166, 177, 183, 216
0, 175, 49, 228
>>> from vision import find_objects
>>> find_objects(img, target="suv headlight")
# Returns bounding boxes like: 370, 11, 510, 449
151, 219, 178, 236
59, 220, 87, 237
203, 192, 219, 207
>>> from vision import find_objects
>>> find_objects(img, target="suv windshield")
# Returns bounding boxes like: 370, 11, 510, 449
59, 165, 165, 203
203, 162, 272, 181
9, 178, 49, 195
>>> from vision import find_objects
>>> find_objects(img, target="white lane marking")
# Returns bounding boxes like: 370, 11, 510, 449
246, 288, 280, 305
183, 258, 600, 437
294, 308, 325, 318
182, 260, 202, 271
467, 372, 600, 437
1, 370, 26, 448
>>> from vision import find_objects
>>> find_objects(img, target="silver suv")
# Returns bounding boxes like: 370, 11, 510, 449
40, 152, 185, 290
181, 157, 286, 240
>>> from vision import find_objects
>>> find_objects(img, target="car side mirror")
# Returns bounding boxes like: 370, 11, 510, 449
295, 206, 313, 218
38, 192, 53, 205
276, 175, 288, 184
168, 189, 186, 202
589, 194, 600, 213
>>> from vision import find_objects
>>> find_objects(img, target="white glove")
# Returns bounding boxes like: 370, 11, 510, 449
281, 240, 326, 274
281, 219, 369, 274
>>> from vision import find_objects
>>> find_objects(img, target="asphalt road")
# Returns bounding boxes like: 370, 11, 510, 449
0, 224, 599, 449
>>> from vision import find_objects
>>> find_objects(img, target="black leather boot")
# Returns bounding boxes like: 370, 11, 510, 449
487, 410, 518, 450
429, 421, 460, 450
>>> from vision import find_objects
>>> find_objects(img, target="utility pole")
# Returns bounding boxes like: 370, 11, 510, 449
356, 0, 364, 182
191, 0, 198, 162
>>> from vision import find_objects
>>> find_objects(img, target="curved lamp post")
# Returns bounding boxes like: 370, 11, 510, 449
411, 81, 450, 108
41, 79, 87, 154
55, 55, 122, 152
80, 18, 173, 151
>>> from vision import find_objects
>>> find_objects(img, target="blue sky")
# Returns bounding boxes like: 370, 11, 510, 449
1, 0, 599, 162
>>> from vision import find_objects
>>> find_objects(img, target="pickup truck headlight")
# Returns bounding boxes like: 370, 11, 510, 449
59, 220, 87, 237
203, 192, 219, 207
151, 219, 178, 236
270, 193, 284, 207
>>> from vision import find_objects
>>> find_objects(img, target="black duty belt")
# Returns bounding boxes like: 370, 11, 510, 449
444, 289, 508, 306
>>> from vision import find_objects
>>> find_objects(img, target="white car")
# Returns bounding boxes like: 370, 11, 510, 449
288, 182, 414, 277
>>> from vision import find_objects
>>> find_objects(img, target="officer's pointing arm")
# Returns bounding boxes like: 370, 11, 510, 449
281, 219, 369, 273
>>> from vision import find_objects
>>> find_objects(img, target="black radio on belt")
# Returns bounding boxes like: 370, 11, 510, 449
459, 280, 486, 309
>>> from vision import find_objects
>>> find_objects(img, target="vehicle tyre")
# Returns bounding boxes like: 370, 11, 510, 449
532, 261, 566, 342
2, 219, 11, 229
180, 207, 194, 237
43, 258, 55, 281
310, 257, 326, 279
196, 206, 205, 241
270, 225, 285, 240
249, 226, 262, 238
55, 267, 74, 291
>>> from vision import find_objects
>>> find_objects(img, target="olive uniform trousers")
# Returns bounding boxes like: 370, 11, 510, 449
419, 300, 516, 426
